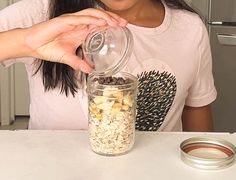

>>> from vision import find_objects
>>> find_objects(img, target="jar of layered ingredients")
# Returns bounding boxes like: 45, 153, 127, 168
87, 73, 137, 155
83, 26, 138, 156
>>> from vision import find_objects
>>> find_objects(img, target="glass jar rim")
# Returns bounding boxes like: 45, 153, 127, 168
87, 72, 138, 92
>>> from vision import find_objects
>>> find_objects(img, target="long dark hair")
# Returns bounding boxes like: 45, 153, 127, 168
37, 0, 195, 96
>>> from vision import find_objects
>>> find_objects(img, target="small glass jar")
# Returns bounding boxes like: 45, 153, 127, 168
83, 26, 137, 155
87, 72, 138, 156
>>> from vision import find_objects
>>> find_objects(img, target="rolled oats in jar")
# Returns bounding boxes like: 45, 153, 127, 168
83, 26, 136, 155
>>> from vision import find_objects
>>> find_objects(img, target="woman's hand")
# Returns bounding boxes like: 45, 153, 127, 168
23, 8, 127, 72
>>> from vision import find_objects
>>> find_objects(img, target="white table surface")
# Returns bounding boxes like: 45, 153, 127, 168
0, 130, 235, 180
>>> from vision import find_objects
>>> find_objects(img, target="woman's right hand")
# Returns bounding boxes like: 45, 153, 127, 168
23, 8, 127, 72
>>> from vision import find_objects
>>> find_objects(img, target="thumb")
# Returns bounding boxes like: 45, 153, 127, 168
63, 54, 93, 73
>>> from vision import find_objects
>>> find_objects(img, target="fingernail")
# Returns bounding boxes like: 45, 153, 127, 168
120, 18, 128, 23
111, 17, 119, 23
80, 63, 93, 73
119, 21, 128, 26
119, 18, 128, 26
108, 18, 119, 26
97, 19, 106, 24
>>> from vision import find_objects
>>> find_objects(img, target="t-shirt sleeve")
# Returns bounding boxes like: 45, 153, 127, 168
0, 0, 49, 67
185, 21, 217, 107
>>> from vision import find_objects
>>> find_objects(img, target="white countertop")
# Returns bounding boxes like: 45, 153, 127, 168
0, 131, 235, 180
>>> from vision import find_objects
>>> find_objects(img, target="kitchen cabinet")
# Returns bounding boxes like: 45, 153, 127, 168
0, 0, 30, 126
14, 63, 30, 116
0, 1, 8, 9
10, 0, 30, 116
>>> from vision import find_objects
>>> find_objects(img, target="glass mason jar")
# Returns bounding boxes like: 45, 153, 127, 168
87, 72, 138, 156
83, 26, 137, 155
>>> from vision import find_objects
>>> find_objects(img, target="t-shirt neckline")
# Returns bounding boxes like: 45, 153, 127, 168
127, 1, 172, 35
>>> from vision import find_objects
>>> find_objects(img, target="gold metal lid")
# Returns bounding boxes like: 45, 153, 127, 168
180, 137, 236, 170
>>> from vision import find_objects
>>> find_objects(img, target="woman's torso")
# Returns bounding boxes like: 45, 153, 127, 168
0, 0, 216, 130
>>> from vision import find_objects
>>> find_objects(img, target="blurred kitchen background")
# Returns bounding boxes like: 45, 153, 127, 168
0, 0, 236, 132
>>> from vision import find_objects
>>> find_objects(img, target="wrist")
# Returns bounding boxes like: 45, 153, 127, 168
0, 28, 34, 61
16, 28, 36, 58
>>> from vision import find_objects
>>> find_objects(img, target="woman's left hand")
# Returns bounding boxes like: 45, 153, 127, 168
23, 8, 127, 72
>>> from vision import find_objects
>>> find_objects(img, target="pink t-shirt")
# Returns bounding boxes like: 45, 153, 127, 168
0, 0, 217, 131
